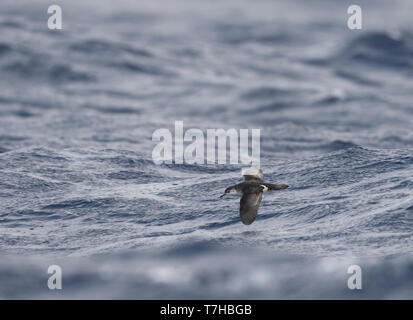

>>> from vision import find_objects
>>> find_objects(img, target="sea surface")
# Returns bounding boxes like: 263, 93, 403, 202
0, 0, 412, 299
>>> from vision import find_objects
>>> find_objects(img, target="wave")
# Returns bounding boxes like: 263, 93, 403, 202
0, 244, 412, 299
2, 59, 95, 83
0, 0, 413, 284
0, 42, 11, 56
70, 39, 153, 57
305, 31, 413, 72
340, 31, 413, 68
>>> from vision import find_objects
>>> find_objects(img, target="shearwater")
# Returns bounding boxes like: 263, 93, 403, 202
220, 168, 289, 225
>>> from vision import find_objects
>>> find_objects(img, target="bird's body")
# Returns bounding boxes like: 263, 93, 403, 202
220, 168, 289, 225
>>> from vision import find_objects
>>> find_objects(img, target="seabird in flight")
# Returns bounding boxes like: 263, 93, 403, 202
220, 167, 289, 225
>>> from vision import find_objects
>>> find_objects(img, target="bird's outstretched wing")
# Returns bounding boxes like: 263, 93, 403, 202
240, 192, 263, 225
242, 167, 263, 183
263, 183, 289, 191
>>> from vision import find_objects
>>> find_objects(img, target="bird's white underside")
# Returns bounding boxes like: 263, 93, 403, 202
241, 167, 263, 179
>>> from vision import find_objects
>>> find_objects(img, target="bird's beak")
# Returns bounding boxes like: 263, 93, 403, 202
219, 193, 226, 198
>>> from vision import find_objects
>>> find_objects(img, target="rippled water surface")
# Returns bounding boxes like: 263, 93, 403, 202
0, 0, 412, 298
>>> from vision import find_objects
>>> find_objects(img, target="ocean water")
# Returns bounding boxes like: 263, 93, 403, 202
0, 0, 412, 299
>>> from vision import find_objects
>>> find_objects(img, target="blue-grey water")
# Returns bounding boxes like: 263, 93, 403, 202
0, 0, 412, 299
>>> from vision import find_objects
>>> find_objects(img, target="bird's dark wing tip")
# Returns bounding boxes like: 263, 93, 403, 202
241, 218, 255, 225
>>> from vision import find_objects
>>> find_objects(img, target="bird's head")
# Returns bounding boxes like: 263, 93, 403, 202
219, 186, 237, 198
